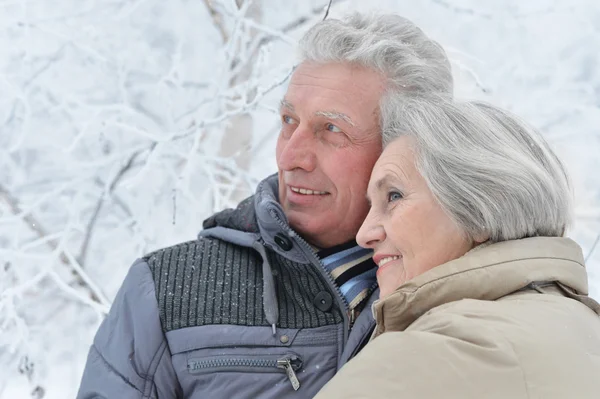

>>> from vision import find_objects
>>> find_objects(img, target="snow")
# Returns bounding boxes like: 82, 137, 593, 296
1, 0, 599, 397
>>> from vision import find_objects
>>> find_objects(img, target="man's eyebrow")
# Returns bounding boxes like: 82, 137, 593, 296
280, 99, 295, 112
315, 110, 356, 127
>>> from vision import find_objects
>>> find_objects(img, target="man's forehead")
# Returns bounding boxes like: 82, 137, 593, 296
286, 62, 385, 104
282, 63, 384, 133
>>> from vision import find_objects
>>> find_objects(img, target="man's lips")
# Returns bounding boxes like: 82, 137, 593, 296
285, 185, 330, 206
288, 185, 329, 195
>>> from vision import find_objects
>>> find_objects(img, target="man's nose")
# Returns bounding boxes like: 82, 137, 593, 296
277, 125, 317, 172
356, 210, 385, 249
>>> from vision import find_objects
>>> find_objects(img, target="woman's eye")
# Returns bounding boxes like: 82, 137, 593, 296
325, 123, 342, 133
387, 191, 403, 203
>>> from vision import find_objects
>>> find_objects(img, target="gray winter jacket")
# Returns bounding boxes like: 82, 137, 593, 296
77, 175, 378, 399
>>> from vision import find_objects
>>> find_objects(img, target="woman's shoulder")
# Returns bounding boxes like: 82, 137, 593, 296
405, 292, 600, 360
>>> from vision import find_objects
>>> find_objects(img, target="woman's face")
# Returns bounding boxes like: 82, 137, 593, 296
357, 136, 479, 299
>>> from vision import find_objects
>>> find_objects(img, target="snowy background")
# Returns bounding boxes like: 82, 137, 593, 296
1, 0, 599, 397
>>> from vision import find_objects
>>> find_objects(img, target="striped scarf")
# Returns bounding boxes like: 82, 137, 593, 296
318, 241, 377, 311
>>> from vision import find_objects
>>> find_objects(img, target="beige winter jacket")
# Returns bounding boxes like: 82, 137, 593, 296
314, 237, 600, 399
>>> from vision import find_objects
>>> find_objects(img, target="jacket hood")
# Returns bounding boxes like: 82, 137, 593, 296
202, 190, 259, 233
373, 237, 599, 336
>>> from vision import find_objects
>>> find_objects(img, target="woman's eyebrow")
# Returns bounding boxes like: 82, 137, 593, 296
374, 174, 393, 191
365, 174, 393, 206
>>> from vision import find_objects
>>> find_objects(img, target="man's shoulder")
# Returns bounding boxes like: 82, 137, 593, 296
142, 237, 208, 273
139, 236, 263, 332
141, 235, 255, 274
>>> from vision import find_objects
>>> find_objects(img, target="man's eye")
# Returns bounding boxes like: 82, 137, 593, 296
387, 191, 403, 203
325, 123, 342, 133
282, 115, 296, 124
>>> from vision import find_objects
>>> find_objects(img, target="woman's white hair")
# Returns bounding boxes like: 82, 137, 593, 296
299, 12, 454, 129
381, 95, 572, 242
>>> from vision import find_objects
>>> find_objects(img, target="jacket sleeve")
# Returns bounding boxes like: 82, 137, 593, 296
77, 259, 181, 399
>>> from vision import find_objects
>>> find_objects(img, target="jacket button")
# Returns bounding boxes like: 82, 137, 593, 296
313, 291, 333, 312
274, 233, 293, 251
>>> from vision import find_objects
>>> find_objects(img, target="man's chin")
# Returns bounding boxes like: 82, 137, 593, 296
286, 213, 325, 243
287, 215, 355, 248
286, 211, 317, 233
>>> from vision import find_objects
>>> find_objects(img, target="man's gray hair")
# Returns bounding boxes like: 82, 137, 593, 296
299, 12, 454, 131
381, 95, 572, 242
299, 13, 453, 95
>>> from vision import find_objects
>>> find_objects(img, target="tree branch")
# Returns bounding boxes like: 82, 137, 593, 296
429, 0, 493, 19
203, 0, 229, 43
0, 184, 109, 309
585, 232, 600, 263
78, 150, 142, 266
323, 0, 333, 20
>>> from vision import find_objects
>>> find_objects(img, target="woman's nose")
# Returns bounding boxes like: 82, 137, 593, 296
356, 210, 385, 249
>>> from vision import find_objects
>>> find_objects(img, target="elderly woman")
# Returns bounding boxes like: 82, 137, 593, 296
314, 96, 600, 399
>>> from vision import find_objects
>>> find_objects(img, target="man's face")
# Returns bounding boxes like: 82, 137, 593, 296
276, 62, 385, 248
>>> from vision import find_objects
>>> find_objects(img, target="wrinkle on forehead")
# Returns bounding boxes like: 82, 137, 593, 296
289, 70, 383, 99
284, 62, 386, 138
289, 62, 386, 100
369, 140, 417, 191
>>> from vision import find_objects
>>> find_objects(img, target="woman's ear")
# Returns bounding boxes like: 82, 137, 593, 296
472, 231, 490, 245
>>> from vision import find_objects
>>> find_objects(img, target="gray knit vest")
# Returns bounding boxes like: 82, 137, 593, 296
144, 237, 343, 333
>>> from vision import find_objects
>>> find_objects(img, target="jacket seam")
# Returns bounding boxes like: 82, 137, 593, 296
140, 258, 179, 399
91, 343, 144, 395
398, 256, 583, 295
142, 339, 169, 399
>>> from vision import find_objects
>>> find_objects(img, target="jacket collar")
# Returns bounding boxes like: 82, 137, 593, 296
372, 237, 593, 336
253, 174, 313, 263
201, 174, 313, 263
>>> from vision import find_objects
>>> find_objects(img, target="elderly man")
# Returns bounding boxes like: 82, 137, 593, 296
77, 12, 453, 399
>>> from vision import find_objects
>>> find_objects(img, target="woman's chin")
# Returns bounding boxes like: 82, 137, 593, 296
376, 264, 406, 299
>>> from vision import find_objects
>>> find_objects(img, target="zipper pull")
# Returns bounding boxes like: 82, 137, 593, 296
277, 357, 301, 391
349, 308, 356, 328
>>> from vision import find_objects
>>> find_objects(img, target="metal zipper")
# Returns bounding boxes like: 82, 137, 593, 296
187, 354, 303, 391
277, 357, 301, 391
269, 212, 350, 345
